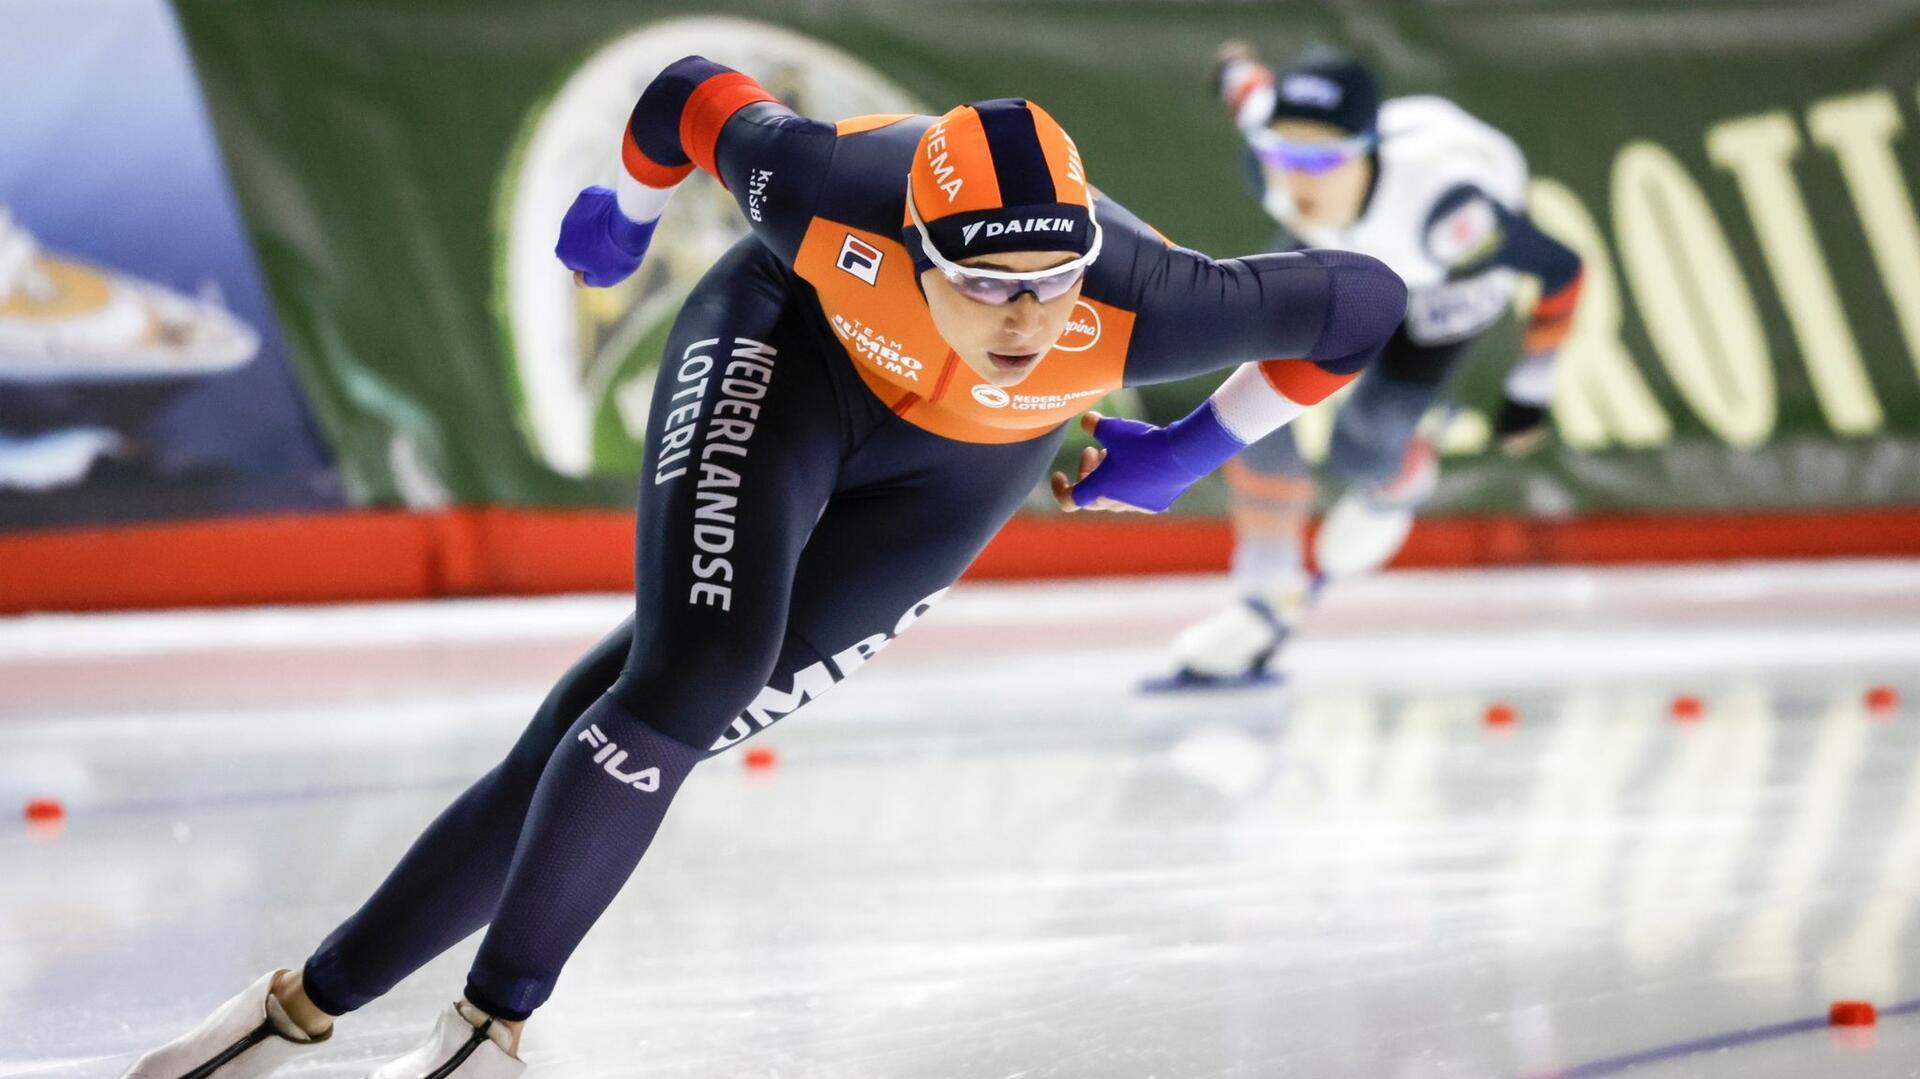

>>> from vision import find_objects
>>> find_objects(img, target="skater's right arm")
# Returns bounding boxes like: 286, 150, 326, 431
1214, 41, 1277, 139
559, 56, 836, 286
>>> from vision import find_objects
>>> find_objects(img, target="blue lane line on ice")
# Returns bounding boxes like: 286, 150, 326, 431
1530, 997, 1920, 1078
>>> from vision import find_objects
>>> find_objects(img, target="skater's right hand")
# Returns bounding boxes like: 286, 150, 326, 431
557, 186, 656, 288
1216, 40, 1259, 68
1054, 410, 1231, 514
1050, 416, 1140, 514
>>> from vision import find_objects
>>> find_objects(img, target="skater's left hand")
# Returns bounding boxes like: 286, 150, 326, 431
1493, 396, 1551, 456
1050, 412, 1184, 514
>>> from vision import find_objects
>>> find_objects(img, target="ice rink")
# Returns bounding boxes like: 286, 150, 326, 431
5, 560, 1920, 1078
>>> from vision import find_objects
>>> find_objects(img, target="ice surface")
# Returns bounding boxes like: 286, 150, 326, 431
4, 561, 1919, 1077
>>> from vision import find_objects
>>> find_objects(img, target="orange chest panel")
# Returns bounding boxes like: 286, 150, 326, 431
793, 220, 1133, 444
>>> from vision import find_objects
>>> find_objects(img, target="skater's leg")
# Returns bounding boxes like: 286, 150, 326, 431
1313, 329, 1480, 578
713, 418, 1066, 750
463, 398, 1059, 1028
1325, 327, 1473, 488
297, 620, 633, 1017
1224, 429, 1315, 594
461, 241, 845, 1027
1157, 429, 1315, 685
1168, 326, 1479, 682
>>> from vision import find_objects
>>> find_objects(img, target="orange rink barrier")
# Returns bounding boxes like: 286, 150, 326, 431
2, 506, 1920, 614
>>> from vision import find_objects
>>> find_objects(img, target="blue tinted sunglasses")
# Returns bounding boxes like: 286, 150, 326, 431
1253, 131, 1377, 175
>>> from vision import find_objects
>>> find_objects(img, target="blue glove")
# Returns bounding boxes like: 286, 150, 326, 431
1070, 403, 1247, 512
556, 186, 657, 287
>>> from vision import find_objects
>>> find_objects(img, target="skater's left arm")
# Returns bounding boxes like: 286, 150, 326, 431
1052, 199, 1406, 514
1425, 185, 1585, 454
558, 56, 834, 286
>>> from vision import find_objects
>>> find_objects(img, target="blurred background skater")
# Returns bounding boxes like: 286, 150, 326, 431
1151, 42, 1587, 690
120, 50, 1404, 1079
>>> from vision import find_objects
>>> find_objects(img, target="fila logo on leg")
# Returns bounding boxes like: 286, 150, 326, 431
836, 234, 883, 285
576, 724, 662, 792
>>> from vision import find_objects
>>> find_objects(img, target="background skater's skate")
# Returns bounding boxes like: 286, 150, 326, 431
1312, 433, 1439, 580
1143, 574, 1325, 691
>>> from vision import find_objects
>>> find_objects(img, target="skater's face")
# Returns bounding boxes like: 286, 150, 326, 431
1258, 118, 1373, 229
921, 249, 1087, 388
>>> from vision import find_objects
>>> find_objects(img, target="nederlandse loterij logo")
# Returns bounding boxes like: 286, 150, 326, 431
496, 17, 922, 479
971, 383, 1011, 408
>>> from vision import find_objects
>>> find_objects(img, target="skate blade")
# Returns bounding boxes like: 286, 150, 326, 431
1138, 667, 1284, 694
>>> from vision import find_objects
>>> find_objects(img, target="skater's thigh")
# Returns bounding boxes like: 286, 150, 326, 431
707, 422, 1065, 751
611, 239, 845, 732
1329, 328, 1478, 458
1355, 326, 1478, 394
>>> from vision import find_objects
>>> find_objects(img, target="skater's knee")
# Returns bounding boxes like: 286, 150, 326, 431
1301, 250, 1406, 372
1326, 425, 1402, 485
1328, 394, 1429, 484
504, 621, 634, 775
606, 645, 779, 749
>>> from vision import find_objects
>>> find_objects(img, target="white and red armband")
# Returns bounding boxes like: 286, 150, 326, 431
616, 57, 778, 224
1206, 358, 1358, 445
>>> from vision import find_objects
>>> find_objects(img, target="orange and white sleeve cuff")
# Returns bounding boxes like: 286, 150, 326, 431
1207, 358, 1358, 444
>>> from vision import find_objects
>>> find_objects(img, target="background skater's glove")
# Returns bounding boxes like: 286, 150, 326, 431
556, 186, 656, 287
1493, 396, 1552, 456
1072, 404, 1247, 513
1497, 349, 1557, 455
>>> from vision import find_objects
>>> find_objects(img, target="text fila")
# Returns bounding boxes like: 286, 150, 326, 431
576, 724, 662, 791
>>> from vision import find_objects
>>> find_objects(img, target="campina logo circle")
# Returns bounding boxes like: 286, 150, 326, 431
495, 17, 922, 478
1051, 298, 1102, 353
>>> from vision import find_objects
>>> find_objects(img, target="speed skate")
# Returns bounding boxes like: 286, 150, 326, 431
119, 971, 328, 1079
367, 1002, 524, 1079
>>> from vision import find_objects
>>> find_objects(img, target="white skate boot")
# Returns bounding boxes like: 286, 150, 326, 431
1314, 435, 1438, 580
1144, 580, 1316, 691
369, 1001, 525, 1079
121, 970, 330, 1078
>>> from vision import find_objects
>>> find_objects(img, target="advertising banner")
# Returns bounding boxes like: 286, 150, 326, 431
167, 0, 1920, 524
0, 0, 340, 531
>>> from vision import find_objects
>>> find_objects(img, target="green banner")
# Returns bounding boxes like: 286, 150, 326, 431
172, 0, 1920, 517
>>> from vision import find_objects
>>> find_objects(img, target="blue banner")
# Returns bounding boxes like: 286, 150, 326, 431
0, 0, 340, 530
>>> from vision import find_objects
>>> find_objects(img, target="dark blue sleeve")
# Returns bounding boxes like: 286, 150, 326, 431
626, 56, 732, 170
622, 57, 835, 264
710, 104, 837, 263
1097, 195, 1406, 387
